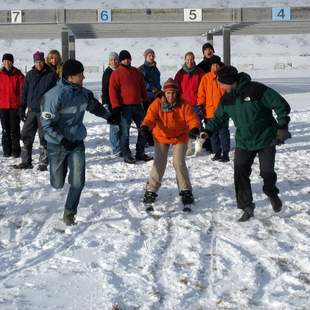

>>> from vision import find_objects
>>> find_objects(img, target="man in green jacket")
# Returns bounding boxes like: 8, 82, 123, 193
203, 66, 291, 222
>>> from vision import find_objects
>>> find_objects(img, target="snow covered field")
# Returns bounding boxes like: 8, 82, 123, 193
0, 87, 309, 309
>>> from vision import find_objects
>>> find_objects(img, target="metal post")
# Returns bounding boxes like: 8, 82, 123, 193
223, 26, 231, 65
207, 32, 214, 46
69, 34, 76, 60
61, 30, 69, 62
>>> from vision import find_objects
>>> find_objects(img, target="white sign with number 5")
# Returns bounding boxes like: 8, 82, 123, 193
11, 10, 22, 24
184, 9, 202, 22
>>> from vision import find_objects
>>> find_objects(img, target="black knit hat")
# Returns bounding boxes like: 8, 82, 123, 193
209, 55, 222, 65
2, 53, 14, 63
62, 59, 84, 79
202, 43, 215, 53
217, 65, 239, 85
119, 50, 131, 62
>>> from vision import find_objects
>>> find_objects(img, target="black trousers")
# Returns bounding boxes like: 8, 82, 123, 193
20, 111, 47, 165
234, 146, 279, 210
0, 109, 21, 157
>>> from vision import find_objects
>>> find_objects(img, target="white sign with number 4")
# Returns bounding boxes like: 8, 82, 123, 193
184, 9, 202, 22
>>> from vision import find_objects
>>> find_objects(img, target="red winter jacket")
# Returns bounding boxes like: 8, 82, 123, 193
174, 66, 205, 106
109, 64, 147, 109
0, 67, 24, 109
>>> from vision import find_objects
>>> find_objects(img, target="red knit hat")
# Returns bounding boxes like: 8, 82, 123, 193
163, 78, 179, 92
33, 51, 44, 62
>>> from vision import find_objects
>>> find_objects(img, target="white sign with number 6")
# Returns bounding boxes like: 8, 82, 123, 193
184, 9, 202, 22
11, 10, 22, 24
98, 9, 112, 23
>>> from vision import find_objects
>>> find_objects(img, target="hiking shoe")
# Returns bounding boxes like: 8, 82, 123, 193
143, 191, 158, 204
63, 213, 76, 226
269, 194, 282, 212
179, 190, 194, 205
38, 164, 48, 171
13, 162, 33, 169
212, 152, 222, 161
124, 155, 136, 164
238, 207, 254, 222
135, 154, 153, 162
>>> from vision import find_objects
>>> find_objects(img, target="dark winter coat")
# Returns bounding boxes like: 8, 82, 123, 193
138, 61, 161, 103
205, 73, 291, 150
197, 55, 221, 73
0, 67, 24, 109
101, 66, 114, 111
21, 64, 57, 113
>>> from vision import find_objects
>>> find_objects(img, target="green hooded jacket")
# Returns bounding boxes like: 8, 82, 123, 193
205, 73, 291, 150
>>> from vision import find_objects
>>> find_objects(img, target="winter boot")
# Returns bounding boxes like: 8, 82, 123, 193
212, 152, 222, 161
180, 190, 194, 205
38, 164, 48, 171
124, 155, 136, 164
269, 194, 282, 212
13, 162, 33, 169
63, 213, 76, 226
220, 151, 230, 162
135, 154, 153, 162
143, 191, 157, 204
238, 207, 254, 222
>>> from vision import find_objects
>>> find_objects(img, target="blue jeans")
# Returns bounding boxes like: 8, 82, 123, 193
47, 142, 85, 215
210, 120, 230, 154
192, 105, 205, 127
109, 124, 121, 154
120, 105, 146, 158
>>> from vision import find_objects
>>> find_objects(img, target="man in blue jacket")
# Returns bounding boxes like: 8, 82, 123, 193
42, 59, 117, 225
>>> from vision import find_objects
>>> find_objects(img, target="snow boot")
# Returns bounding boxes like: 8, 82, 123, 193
13, 162, 33, 169
124, 155, 136, 164
143, 191, 157, 204
63, 213, 76, 226
220, 151, 230, 162
269, 194, 282, 212
135, 154, 153, 162
38, 164, 48, 171
180, 190, 194, 206
212, 152, 222, 161
238, 207, 254, 222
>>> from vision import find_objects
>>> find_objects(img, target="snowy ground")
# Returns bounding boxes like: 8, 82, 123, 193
0, 85, 309, 308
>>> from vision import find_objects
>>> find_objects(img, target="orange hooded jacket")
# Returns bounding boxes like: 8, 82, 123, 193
142, 96, 200, 145
197, 70, 224, 118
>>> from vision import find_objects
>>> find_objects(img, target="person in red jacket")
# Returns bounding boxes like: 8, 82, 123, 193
0, 53, 24, 157
140, 78, 200, 211
175, 51, 205, 155
109, 50, 152, 164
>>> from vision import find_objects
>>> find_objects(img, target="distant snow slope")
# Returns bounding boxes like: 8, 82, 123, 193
0, 92, 309, 309
0, 0, 310, 9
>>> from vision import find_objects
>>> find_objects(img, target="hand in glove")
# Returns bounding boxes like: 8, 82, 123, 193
188, 127, 200, 139
61, 138, 79, 151
276, 128, 291, 145
107, 113, 120, 125
140, 125, 150, 138
19, 107, 26, 122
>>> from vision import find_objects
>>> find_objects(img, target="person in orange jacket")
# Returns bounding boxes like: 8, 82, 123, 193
140, 78, 200, 211
197, 56, 231, 162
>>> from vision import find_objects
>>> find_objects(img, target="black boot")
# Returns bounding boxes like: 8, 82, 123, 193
238, 207, 254, 222
269, 194, 282, 212
13, 162, 33, 169
220, 151, 230, 162
124, 155, 136, 164
63, 213, 76, 226
135, 154, 153, 162
212, 152, 222, 161
143, 191, 157, 212
180, 190, 194, 205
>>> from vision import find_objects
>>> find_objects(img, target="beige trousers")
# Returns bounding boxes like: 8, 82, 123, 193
146, 142, 192, 193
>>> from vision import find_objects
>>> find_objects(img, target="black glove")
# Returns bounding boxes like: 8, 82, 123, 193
188, 127, 200, 139
19, 107, 26, 122
276, 128, 291, 145
61, 138, 78, 151
140, 125, 150, 138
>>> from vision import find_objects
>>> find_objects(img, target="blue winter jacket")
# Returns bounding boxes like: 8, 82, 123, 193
41, 79, 111, 144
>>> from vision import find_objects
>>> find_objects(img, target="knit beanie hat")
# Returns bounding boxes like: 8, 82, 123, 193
202, 42, 215, 53
209, 55, 222, 65
119, 50, 132, 62
144, 48, 155, 58
33, 51, 45, 62
2, 53, 14, 63
62, 59, 84, 79
217, 65, 239, 85
109, 52, 119, 60
163, 78, 179, 92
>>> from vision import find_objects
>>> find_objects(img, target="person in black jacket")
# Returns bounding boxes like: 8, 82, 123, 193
197, 42, 221, 74
13, 51, 57, 170
101, 52, 121, 156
